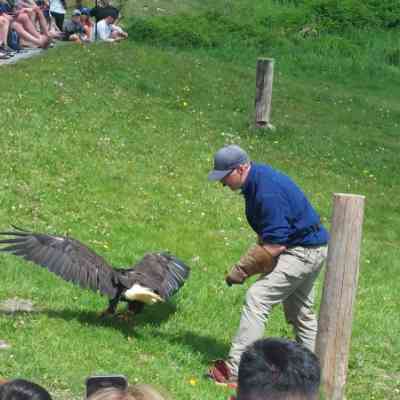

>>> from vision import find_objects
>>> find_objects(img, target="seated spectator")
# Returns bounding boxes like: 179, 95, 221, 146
80, 7, 94, 42
35, 0, 63, 39
233, 338, 321, 400
0, 0, 50, 49
0, 379, 52, 400
14, 0, 53, 40
96, 11, 127, 43
0, 11, 13, 58
63, 9, 84, 43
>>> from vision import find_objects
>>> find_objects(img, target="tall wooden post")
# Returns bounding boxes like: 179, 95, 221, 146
255, 58, 275, 130
316, 193, 365, 400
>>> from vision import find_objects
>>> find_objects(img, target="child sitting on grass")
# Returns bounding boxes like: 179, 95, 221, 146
80, 7, 94, 42
96, 10, 127, 42
63, 8, 85, 43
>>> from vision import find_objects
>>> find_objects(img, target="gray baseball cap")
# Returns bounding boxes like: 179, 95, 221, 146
208, 144, 249, 181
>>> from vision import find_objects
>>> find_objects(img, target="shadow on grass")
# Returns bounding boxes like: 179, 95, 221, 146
9, 302, 178, 337
0, 305, 228, 362
153, 330, 230, 364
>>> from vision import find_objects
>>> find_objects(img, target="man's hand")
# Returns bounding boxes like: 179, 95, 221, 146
225, 245, 278, 286
225, 265, 248, 286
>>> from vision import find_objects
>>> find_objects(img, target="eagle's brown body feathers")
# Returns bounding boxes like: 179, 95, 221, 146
0, 227, 190, 316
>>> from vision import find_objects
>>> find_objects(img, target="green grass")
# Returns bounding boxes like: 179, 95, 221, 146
0, 1, 399, 399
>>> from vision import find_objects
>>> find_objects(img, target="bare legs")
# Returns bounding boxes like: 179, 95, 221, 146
11, 21, 49, 48
0, 15, 10, 47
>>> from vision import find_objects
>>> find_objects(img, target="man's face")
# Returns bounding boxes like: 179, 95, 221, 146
221, 166, 247, 191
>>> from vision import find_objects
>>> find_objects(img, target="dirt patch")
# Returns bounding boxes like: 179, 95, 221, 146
0, 298, 35, 313
0, 340, 11, 350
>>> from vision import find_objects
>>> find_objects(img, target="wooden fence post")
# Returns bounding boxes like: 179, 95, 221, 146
255, 58, 275, 130
316, 193, 366, 400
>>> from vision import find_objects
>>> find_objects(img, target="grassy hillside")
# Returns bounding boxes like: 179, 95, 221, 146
0, 1, 399, 399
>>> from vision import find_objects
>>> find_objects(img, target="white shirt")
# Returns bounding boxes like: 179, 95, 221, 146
49, 0, 66, 14
96, 19, 113, 41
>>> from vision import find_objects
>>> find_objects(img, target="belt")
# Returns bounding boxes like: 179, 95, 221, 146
288, 223, 320, 242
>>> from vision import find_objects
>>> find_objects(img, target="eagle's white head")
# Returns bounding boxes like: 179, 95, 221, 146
124, 284, 164, 304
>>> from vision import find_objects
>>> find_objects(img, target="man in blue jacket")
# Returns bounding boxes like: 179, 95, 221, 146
206, 144, 329, 388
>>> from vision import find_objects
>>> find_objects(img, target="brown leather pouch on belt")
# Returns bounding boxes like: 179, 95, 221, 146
225, 245, 276, 286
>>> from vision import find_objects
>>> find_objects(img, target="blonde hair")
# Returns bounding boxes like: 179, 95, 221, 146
87, 388, 136, 400
128, 384, 169, 400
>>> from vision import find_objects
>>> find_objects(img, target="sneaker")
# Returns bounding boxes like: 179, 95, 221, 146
2, 46, 17, 56
0, 50, 12, 60
205, 359, 238, 389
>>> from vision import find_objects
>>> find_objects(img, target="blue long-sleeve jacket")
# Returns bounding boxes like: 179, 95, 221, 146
241, 163, 329, 247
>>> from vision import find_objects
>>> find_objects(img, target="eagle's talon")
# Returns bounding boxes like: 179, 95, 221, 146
117, 313, 130, 321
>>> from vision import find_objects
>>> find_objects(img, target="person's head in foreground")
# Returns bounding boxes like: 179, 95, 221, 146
128, 384, 169, 400
87, 387, 134, 400
87, 385, 168, 400
207, 144, 251, 191
236, 338, 321, 400
0, 379, 52, 400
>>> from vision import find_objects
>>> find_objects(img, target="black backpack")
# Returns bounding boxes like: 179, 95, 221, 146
7, 29, 20, 51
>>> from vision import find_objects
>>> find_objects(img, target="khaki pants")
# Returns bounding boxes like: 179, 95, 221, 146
227, 245, 327, 377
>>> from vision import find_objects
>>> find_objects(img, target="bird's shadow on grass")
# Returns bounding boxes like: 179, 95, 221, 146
0, 306, 229, 363
154, 330, 230, 364
37, 302, 177, 337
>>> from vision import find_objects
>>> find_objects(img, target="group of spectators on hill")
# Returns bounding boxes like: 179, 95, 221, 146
0, 0, 127, 59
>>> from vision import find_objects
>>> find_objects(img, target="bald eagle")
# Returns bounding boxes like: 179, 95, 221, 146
0, 227, 190, 316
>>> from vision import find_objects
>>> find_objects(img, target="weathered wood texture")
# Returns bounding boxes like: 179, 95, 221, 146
316, 193, 365, 400
255, 58, 275, 129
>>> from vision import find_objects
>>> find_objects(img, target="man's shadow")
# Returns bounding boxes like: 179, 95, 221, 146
151, 330, 230, 363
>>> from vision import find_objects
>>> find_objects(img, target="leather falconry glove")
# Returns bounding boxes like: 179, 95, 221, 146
226, 245, 276, 286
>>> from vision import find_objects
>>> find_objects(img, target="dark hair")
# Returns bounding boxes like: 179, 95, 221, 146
108, 9, 119, 20
0, 380, 52, 400
237, 338, 321, 400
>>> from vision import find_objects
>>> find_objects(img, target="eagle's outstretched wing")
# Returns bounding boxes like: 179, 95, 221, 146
0, 227, 118, 298
121, 252, 190, 300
